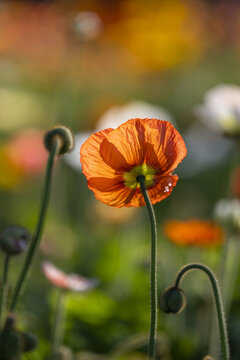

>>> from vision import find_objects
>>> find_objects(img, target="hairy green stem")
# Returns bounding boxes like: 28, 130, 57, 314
51, 289, 66, 359
175, 263, 230, 360
0, 255, 10, 325
137, 175, 158, 360
10, 138, 60, 312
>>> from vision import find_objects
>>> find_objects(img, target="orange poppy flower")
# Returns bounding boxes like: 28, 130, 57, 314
164, 219, 223, 247
80, 118, 187, 207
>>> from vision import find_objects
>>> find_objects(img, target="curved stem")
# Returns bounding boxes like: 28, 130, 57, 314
0, 255, 10, 325
10, 138, 61, 312
175, 263, 230, 360
137, 175, 158, 360
51, 289, 66, 359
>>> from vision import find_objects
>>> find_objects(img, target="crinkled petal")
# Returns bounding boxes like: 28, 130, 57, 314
124, 174, 178, 207
100, 118, 148, 171
143, 120, 187, 174
80, 128, 118, 180
87, 177, 135, 207
88, 174, 178, 207
99, 119, 187, 175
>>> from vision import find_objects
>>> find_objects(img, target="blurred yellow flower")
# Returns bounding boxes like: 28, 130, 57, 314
0, 88, 45, 132
107, 0, 205, 70
0, 146, 22, 189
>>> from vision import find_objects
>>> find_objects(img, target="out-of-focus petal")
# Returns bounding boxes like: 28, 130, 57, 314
164, 219, 223, 246
182, 123, 232, 177
42, 261, 69, 289
67, 274, 98, 292
195, 85, 240, 135
42, 261, 98, 292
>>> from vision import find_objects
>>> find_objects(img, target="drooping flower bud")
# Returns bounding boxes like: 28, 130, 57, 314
21, 332, 38, 353
0, 315, 21, 360
0, 315, 38, 359
160, 286, 186, 314
0, 225, 30, 256
44, 126, 74, 155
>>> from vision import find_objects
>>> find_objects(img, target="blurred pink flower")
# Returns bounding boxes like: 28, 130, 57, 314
6, 129, 48, 176
42, 261, 98, 292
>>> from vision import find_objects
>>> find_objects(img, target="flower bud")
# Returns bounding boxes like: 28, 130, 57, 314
21, 332, 38, 353
160, 286, 186, 314
0, 315, 21, 360
202, 356, 215, 360
44, 126, 74, 155
0, 225, 30, 256
0, 315, 38, 357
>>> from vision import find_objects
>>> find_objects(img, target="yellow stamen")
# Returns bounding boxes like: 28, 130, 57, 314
124, 164, 155, 189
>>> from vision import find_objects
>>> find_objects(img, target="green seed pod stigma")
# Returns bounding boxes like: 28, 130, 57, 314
44, 126, 74, 155
0, 226, 31, 256
160, 286, 186, 314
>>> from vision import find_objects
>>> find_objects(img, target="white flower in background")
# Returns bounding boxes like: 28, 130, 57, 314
42, 261, 98, 292
96, 100, 175, 130
195, 85, 240, 135
182, 123, 232, 176
64, 131, 91, 170
71, 11, 103, 41
214, 198, 240, 230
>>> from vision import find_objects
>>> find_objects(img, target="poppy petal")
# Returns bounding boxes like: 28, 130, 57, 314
124, 174, 178, 207
100, 118, 148, 171
87, 178, 135, 207
99, 119, 187, 175
143, 120, 187, 174
80, 128, 118, 180
88, 174, 178, 207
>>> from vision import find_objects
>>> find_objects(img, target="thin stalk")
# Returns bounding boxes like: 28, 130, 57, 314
0, 254, 10, 325
51, 289, 66, 359
175, 263, 230, 360
10, 138, 61, 312
137, 175, 158, 360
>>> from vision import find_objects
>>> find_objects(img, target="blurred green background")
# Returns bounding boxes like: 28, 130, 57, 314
0, 0, 240, 359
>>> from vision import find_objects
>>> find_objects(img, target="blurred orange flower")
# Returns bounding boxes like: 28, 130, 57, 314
164, 219, 223, 247
80, 118, 187, 207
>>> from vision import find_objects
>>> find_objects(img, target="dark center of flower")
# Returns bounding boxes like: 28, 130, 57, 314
123, 164, 155, 189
